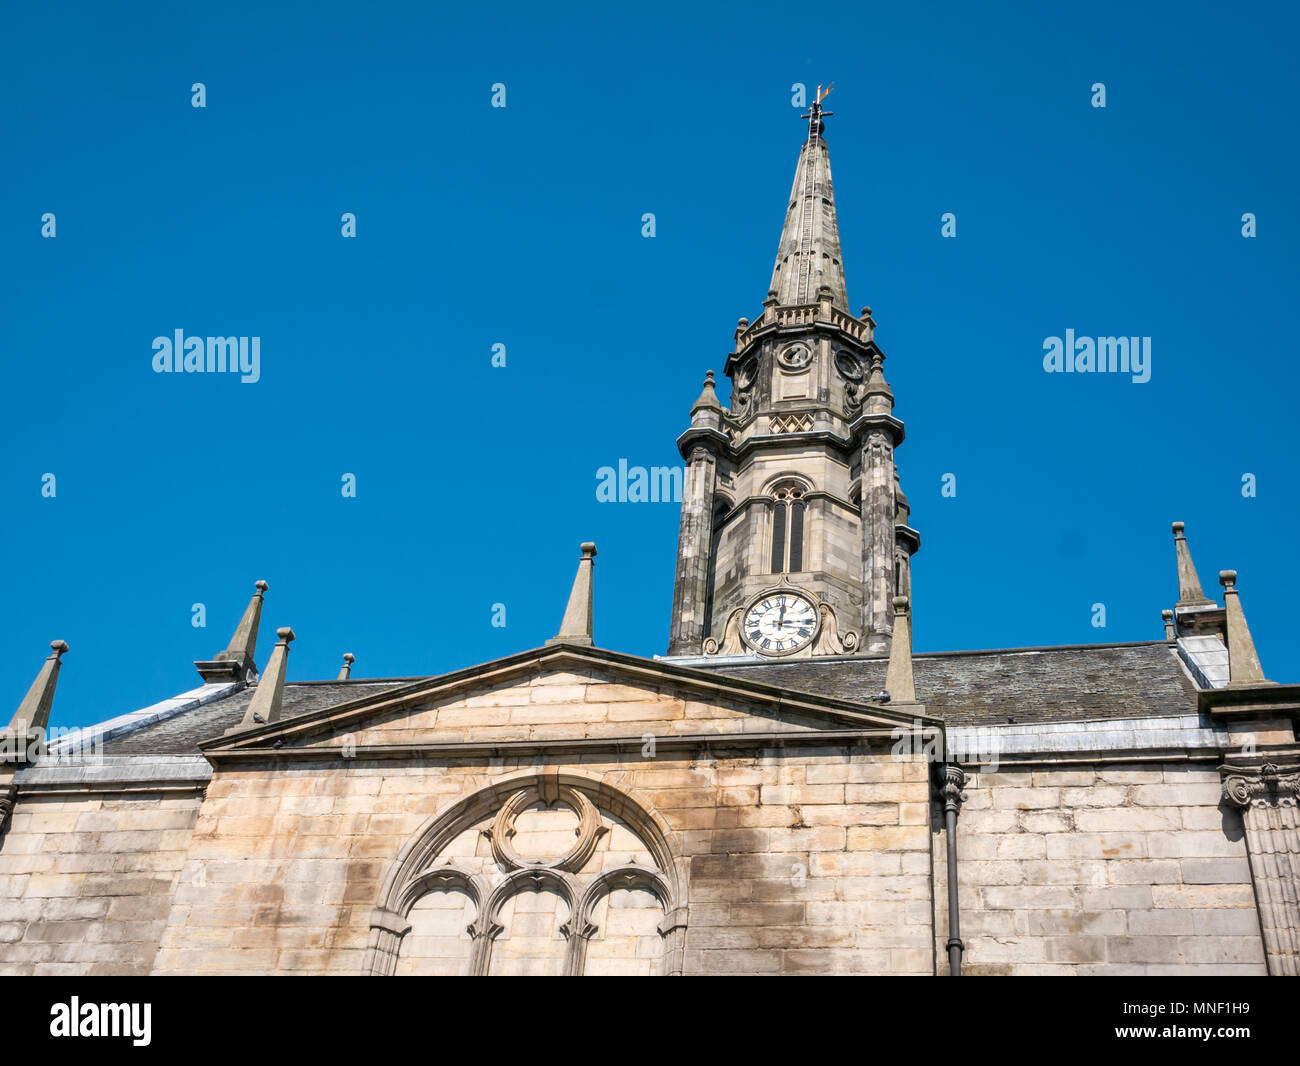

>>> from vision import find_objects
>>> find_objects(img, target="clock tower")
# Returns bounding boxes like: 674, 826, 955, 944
666, 89, 919, 660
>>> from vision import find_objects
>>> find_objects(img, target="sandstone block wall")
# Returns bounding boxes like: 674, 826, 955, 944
932, 763, 1266, 975
0, 791, 203, 975
150, 747, 934, 975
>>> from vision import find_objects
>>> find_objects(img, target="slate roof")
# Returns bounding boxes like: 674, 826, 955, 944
703, 641, 1199, 726
102, 681, 416, 754
97, 640, 1198, 755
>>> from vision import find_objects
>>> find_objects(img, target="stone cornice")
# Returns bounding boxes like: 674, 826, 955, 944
731, 428, 859, 462
1199, 683, 1300, 720
726, 303, 879, 368
848, 412, 906, 447
895, 524, 921, 554
676, 417, 910, 466
202, 727, 912, 766
675, 426, 730, 462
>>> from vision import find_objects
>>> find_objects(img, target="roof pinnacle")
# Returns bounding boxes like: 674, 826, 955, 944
1218, 571, 1274, 687
196, 579, 269, 683
231, 626, 296, 732
4, 640, 70, 743
884, 596, 917, 703
546, 543, 597, 647
1171, 523, 1213, 607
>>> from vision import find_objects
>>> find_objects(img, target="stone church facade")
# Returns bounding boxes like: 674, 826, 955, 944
1, 96, 1297, 976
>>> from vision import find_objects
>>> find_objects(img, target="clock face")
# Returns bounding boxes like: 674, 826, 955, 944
735, 356, 758, 391
835, 350, 864, 382
743, 592, 818, 655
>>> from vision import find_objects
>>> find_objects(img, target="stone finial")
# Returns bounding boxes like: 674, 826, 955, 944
197, 579, 269, 682
692, 371, 721, 412
337, 652, 355, 681
863, 353, 894, 413
1171, 523, 1213, 607
1161, 609, 1175, 640
5, 640, 69, 737
233, 626, 295, 731
546, 543, 597, 647
1218, 571, 1274, 687
884, 595, 917, 703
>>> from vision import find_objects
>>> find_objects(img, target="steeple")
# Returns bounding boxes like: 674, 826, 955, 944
768, 85, 849, 311
667, 92, 918, 660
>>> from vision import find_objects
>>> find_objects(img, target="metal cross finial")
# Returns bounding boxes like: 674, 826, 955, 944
801, 82, 835, 138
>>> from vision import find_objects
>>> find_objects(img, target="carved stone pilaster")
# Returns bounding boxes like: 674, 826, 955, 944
1221, 762, 1300, 976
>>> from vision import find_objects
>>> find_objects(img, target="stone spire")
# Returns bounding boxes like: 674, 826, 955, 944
233, 626, 295, 731
768, 85, 848, 310
1171, 523, 1213, 607
1219, 571, 1274, 687
884, 596, 916, 703
4, 640, 69, 737
547, 543, 597, 647
196, 579, 269, 682
337, 652, 355, 681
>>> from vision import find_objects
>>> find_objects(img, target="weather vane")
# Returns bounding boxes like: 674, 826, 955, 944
801, 82, 834, 138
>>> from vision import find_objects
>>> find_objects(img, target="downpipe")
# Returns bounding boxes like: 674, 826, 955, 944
940, 764, 968, 976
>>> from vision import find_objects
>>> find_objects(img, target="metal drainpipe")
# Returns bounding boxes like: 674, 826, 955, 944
941, 764, 968, 976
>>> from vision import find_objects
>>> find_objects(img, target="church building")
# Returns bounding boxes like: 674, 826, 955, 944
1, 93, 1297, 977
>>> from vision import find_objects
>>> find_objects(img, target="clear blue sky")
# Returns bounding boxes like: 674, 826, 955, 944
3, 1, 1297, 730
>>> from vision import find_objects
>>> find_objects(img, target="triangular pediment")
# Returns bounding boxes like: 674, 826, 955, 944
199, 645, 937, 761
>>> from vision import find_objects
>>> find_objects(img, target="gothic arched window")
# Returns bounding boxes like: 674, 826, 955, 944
769, 483, 807, 574
364, 775, 686, 977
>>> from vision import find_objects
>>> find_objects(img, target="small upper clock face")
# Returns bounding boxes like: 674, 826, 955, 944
735, 356, 758, 390
835, 350, 864, 382
743, 593, 818, 655
778, 344, 812, 370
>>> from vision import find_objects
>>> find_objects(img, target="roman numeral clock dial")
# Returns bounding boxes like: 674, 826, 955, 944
742, 592, 818, 655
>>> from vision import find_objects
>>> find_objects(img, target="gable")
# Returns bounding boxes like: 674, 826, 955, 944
200, 645, 934, 759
